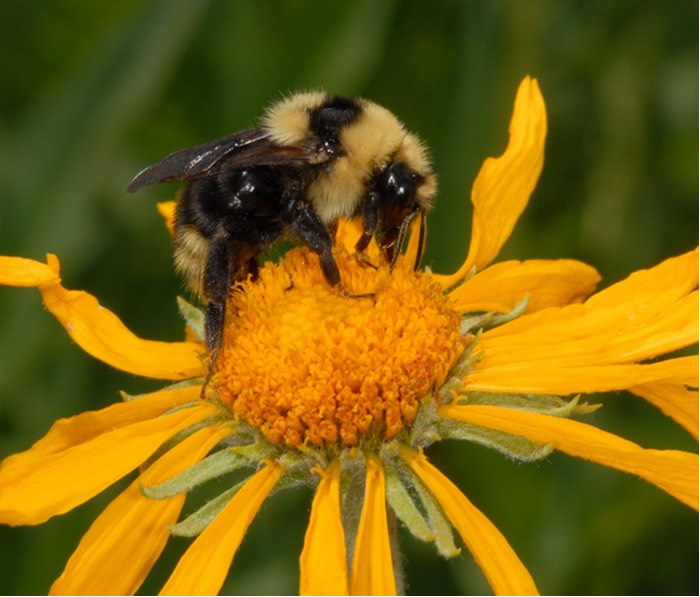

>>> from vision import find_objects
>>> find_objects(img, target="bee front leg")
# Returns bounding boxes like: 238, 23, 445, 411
289, 200, 374, 299
355, 190, 379, 253
288, 201, 341, 287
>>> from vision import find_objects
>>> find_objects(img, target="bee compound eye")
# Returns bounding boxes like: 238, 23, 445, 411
380, 162, 419, 207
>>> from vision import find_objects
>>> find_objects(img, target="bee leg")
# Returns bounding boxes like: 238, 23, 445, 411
289, 202, 375, 300
327, 219, 339, 242
388, 206, 421, 271
412, 210, 427, 271
203, 232, 234, 351
200, 303, 223, 400
247, 257, 260, 282
199, 232, 235, 399
353, 191, 380, 270
289, 201, 341, 286
205, 302, 225, 353
355, 191, 379, 253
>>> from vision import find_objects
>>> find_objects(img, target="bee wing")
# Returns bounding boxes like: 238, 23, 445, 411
127, 129, 327, 193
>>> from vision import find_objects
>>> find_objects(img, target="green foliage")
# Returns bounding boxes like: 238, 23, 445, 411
0, 0, 696, 594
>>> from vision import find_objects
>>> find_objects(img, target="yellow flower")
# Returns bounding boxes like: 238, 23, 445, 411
0, 76, 697, 596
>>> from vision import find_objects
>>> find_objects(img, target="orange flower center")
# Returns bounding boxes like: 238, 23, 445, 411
212, 247, 467, 447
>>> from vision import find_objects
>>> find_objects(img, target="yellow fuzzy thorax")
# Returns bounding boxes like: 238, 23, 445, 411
212, 247, 467, 447
262, 92, 436, 222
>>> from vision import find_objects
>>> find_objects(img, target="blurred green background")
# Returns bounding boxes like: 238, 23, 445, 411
0, 0, 697, 594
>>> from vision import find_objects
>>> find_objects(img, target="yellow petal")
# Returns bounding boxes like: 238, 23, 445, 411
336, 218, 363, 253
350, 454, 396, 596
0, 256, 61, 286
440, 404, 699, 510
483, 249, 699, 341
2, 385, 202, 469
628, 383, 699, 440
39, 254, 205, 380
157, 201, 176, 237
400, 447, 538, 596
464, 355, 698, 395
0, 402, 216, 525
587, 247, 698, 312
435, 76, 547, 288
335, 218, 382, 259
474, 292, 697, 373
448, 259, 601, 314
470, 252, 699, 373
160, 461, 283, 596
299, 461, 348, 596
50, 424, 223, 596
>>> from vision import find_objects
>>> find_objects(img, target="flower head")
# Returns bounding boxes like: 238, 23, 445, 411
0, 77, 697, 595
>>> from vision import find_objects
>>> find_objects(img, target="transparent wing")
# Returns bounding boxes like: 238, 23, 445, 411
127, 129, 327, 192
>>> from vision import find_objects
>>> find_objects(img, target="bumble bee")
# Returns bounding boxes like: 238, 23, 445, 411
128, 92, 437, 350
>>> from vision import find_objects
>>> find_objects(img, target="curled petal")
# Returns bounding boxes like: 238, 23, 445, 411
628, 383, 699, 440
436, 76, 547, 288
448, 259, 600, 314
400, 447, 538, 596
160, 461, 283, 596
0, 402, 216, 525
39, 254, 205, 380
50, 424, 223, 596
440, 404, 699, 510
0, 256, 60, 286
299, 461, 348, 596
350, 454, 396, 596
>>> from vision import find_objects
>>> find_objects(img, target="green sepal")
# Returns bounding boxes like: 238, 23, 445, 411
267, 450, 324, 494
455, 392, 599, 417
169, 480, 245, 537
408, 396, 442, 448
141, 448, 249, 499
435, 392, 600, 462
481, 295, 529, 329
459, 295, 529, 335
227, 435, 279, 462
459, 314, 490, 336
177, 296, 205, 341
384, 463, 434, 543
438, 418, 553, 462
439, 391, 559, 462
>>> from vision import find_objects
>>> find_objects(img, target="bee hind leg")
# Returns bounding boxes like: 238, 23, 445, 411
199, 231, 234, 400
205, 302, 225, 352
202, 231, 234, 351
